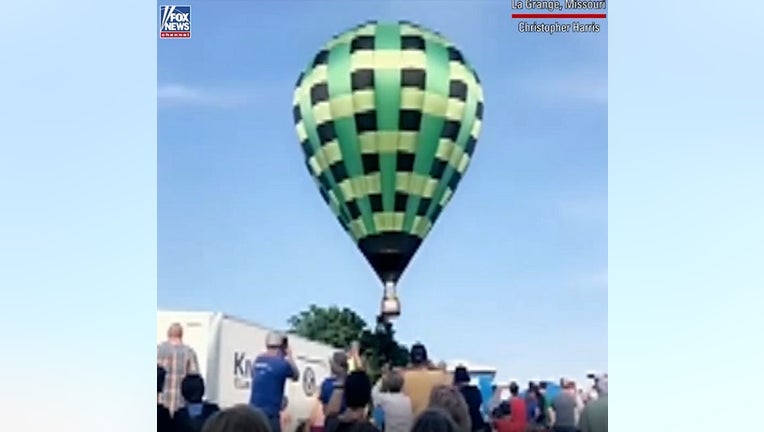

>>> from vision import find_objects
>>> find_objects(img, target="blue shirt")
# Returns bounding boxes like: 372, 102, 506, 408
373, 405, 385, 428
526, 399, 538, 422
249, 354, 293, 417
319, 377, 346, 412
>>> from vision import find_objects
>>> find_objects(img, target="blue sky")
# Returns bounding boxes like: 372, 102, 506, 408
158, 0, 607, 383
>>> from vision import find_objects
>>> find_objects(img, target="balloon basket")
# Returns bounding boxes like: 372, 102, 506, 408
380, 297, 401, 319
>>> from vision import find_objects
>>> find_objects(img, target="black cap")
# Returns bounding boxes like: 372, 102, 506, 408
453, 366, 470, 384
410, 342, 428, 365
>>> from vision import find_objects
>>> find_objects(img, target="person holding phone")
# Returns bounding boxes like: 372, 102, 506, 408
249, 331, 300, 432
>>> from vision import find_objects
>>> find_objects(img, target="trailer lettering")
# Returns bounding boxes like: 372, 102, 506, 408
234, 376, 251, 390
233, 352, 255, 389
233, 351, 254, 376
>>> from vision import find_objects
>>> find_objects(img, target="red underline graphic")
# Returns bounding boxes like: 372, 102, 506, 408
512, 13, 607, 19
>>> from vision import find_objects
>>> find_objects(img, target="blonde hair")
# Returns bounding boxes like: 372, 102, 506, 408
201, 404, 271, 432
428, 384, 471, 432
167, 323, 183, 338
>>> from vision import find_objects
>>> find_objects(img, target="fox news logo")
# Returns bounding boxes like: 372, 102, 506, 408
160, 5, 191, 39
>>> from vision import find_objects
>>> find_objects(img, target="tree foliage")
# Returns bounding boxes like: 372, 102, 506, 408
287, 304, 409, 382
287, 304, 367, 349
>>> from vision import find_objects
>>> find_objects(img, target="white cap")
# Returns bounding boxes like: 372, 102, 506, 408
266, 331, 284, 348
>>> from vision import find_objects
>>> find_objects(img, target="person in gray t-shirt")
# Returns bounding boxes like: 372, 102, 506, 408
372, 369, 413, 432
551, 382, 579, 432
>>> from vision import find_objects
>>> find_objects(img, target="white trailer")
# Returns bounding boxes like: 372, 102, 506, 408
157, 310, 335, 430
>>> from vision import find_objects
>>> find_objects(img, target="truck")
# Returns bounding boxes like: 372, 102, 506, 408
157, 310, 336, 431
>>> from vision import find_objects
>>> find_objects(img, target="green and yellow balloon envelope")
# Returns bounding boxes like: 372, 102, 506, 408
292, 21, 484, 318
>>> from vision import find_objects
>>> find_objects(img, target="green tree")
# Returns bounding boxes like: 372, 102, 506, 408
359, 320, 410, 379
287, 305, 410, 383
287, 304, 367, 348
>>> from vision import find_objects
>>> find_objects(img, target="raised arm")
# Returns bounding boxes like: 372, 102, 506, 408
371, 379, 386, 406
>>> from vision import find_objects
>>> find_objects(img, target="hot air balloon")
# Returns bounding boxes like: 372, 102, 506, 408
292, 21, 484, 319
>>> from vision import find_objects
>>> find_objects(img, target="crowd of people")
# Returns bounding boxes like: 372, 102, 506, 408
157, 324, 608, 432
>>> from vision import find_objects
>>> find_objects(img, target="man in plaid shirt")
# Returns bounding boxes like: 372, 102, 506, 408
157, 323, 199, 413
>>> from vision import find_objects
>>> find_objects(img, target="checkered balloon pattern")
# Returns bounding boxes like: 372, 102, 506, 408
292, 21, 484, 284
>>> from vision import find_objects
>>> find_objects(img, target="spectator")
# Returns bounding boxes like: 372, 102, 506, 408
201, 404, 271, 432
493, 382, 526, 432
310, 352, 349, 432
325, 371, 379, 432
428, 384, 472, 432
410, 408, 461, 432
371, 369, 413, 432
401, 343, 451, 417
249, 331, 300, 432
320, 351, 349, 416
452, 366, 487, 432
584, 375, 600, 404
158, 323, 200, 413
324, 385, 346, 426
524, 383, 539, 425
173, 374, 221, 432
537, 382, 550, 427
549, 381, 578, 432
578, 376, 607, 432
158, 366, 174, 432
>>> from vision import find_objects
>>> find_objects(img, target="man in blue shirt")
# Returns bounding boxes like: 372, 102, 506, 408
249, 331, 300, 432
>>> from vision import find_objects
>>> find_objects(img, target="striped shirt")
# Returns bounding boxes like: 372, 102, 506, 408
157, 341, 199, 413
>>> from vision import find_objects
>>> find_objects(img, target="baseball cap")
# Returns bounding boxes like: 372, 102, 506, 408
266, 331, 284, 348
